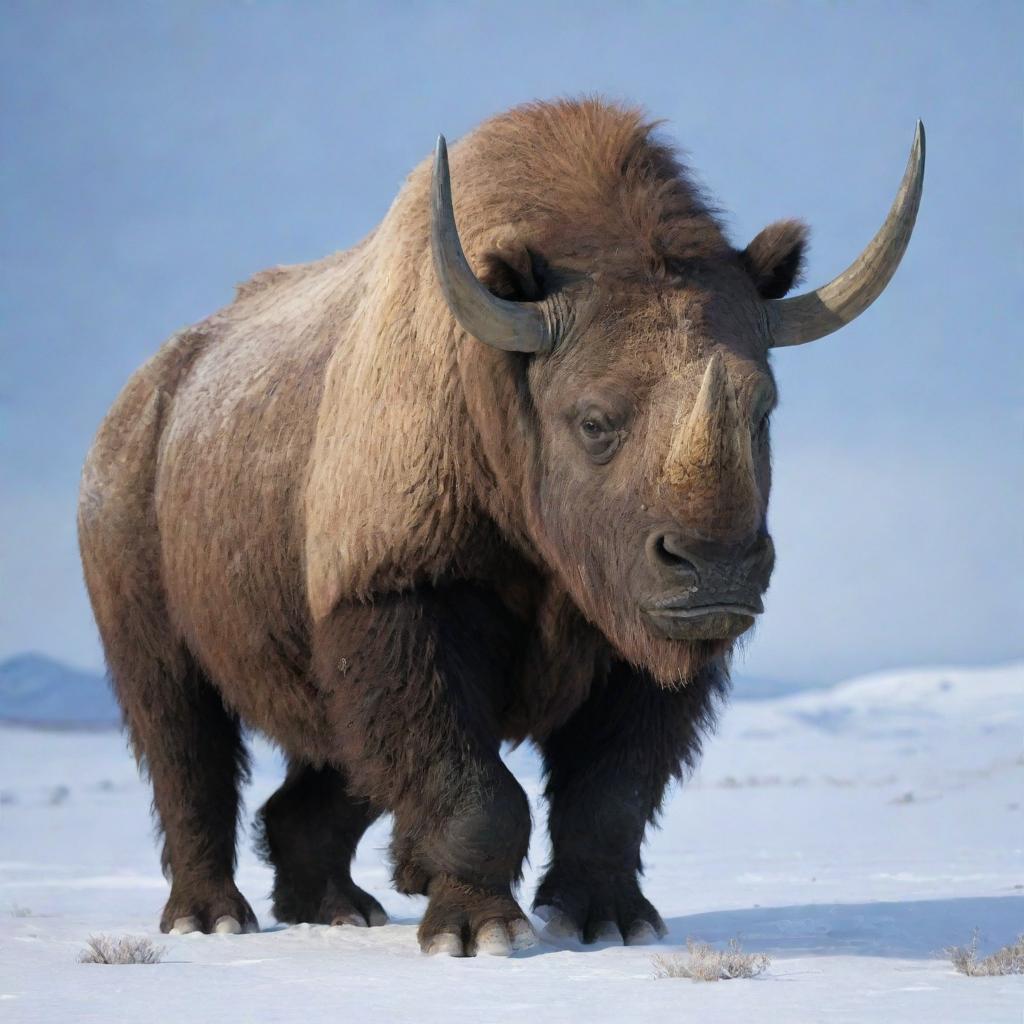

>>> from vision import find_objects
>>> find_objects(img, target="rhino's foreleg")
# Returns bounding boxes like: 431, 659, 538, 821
533, 660, 726, 944
313, 586, 536, 956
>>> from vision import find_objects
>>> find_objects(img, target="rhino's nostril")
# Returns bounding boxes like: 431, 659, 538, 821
648, 532, 699, 578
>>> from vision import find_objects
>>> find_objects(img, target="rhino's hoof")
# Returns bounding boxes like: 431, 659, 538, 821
424, 918, 537, 958
160, 883, 259, 935
535, 906, 583, 943
533, 872, 667, 946
328, 906, 388, 929
477, 918, 538, 956
419, 877, 537, 957
424, 932, 465, 957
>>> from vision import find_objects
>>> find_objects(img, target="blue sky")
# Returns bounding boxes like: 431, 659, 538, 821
1, 1, 1021, 684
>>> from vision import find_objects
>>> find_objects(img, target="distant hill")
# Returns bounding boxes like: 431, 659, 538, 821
0, 653, 119, 729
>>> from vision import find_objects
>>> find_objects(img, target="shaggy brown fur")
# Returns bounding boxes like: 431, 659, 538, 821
79, 98, 808, 954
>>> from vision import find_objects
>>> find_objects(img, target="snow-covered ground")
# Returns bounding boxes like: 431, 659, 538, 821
1, 663, 1021, 1022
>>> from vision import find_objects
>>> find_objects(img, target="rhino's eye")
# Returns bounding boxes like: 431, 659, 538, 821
577, 410, 622, 463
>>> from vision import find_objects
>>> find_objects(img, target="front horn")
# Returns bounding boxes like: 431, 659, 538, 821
430, 135, 552, 354
768, 121, 925, 347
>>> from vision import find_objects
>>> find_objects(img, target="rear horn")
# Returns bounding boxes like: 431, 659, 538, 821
768, 121, 925, 347
430, 135, 552, 354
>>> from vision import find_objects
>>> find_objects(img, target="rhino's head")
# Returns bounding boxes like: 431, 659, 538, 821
432, 122, 924, 684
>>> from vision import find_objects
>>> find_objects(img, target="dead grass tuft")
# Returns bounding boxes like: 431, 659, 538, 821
947, 932, 1024, 976
653, 938, 771, 981
79, 934, 165, 965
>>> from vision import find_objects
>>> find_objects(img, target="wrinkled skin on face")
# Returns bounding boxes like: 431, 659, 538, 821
519, 266, 781, 686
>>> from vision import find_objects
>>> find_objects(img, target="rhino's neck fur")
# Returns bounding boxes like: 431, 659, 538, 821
303, 100, 733, 700
301, 227, 477, 619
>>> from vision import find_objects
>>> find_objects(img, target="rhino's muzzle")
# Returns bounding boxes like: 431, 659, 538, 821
639, 530, 773, 640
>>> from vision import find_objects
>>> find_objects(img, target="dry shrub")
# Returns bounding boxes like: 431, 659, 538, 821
79, 934, 164, 965
947, 932, 1024, 977
653, 938, 771, 981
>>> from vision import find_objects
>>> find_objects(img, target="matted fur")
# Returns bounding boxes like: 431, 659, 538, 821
79, 98, 808, 950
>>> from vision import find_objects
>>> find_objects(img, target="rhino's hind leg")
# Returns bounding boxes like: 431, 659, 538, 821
88, 579, 255, 934
144, 660, 257, 935
116, 649, 256, 935
79, 363, 256, 936
257, 762, 386, 927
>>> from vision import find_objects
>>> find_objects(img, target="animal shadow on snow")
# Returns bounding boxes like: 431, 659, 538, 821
663, 895, 1023, 959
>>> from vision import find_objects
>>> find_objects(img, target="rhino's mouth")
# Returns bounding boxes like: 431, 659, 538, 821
647, 600, 762, 619
642, 599, 762, 641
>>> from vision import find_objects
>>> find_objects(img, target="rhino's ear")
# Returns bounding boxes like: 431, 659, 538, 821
479, 243, 548, 303
739, 219, 809, 300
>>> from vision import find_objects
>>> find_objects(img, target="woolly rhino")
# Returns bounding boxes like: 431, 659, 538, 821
79, 100, 923, 955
